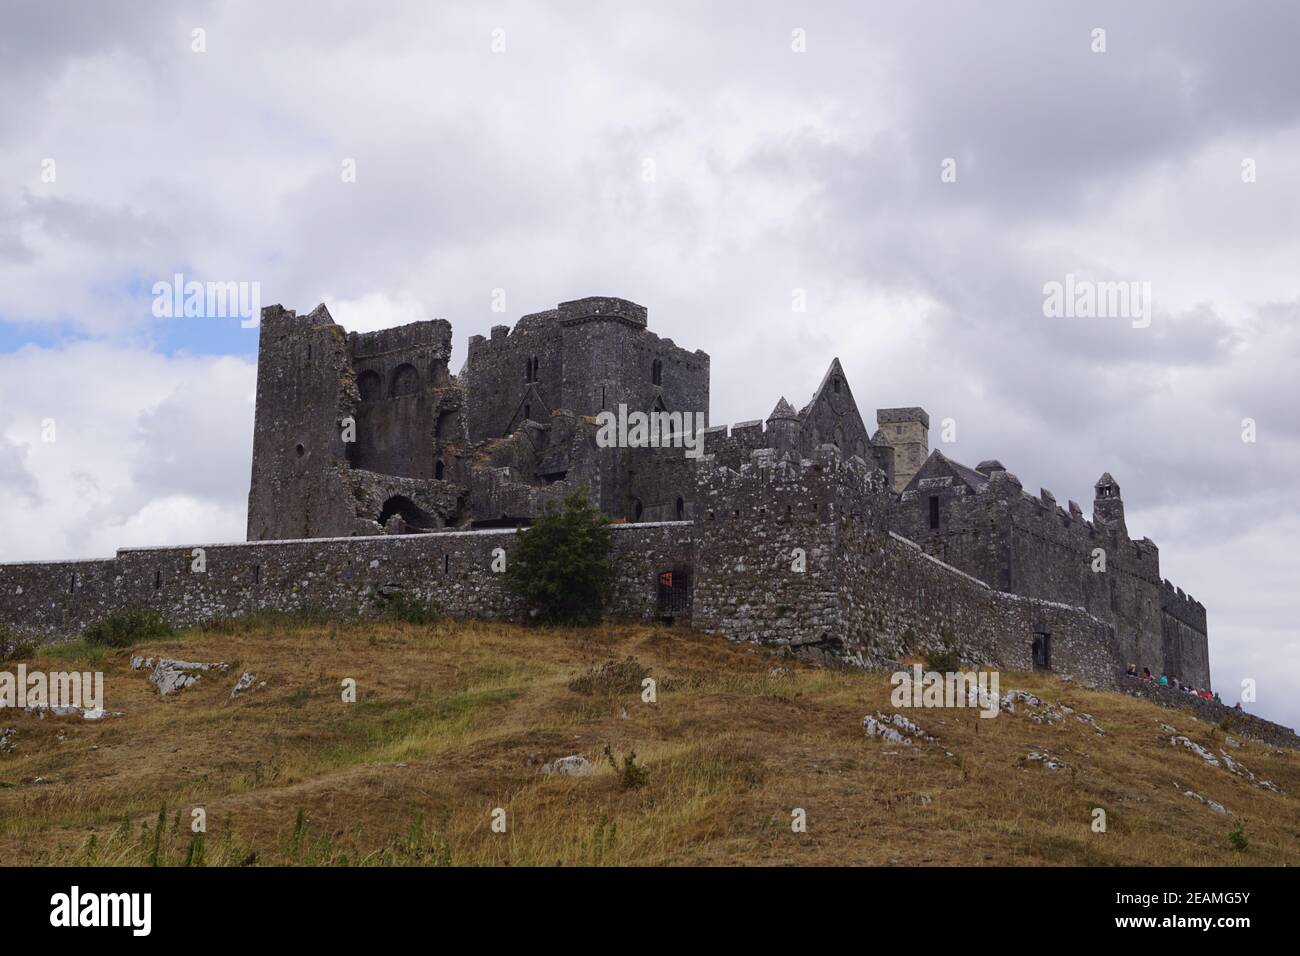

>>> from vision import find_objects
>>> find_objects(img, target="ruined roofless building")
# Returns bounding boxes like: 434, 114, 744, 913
246, 296, 709, 539
243, 294, 1209, 688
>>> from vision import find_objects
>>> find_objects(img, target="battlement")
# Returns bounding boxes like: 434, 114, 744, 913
876, 406, 930, 429
557, 295, 648, 328
695, 442, 889, 530
350, 319, 452, 359
260, 302, 337, 330
1161, 578, 1208, 632
216, 292, 1221, 700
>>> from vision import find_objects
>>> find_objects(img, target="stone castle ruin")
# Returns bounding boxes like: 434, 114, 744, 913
0, 295, 1210, 691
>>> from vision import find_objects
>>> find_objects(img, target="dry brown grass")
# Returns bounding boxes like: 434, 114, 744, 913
1, 618, 1296, 866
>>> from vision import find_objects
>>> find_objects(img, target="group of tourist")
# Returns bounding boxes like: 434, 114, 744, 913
1124, 664, 1232, 707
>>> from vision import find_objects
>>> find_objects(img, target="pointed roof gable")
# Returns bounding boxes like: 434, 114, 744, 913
768, 396, 798, 421
799, 358, 860, 419
902, 449, 992, 495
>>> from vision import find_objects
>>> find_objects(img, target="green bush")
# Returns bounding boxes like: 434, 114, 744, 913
924, 646, 963, 673
604, 744, 649, 790
83, 608, 174, 648
369, 589, 440, 625
506, 491, 612, 625
1228, 825, 1249, 852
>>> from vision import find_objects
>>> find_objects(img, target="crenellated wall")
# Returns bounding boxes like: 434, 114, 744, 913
0, 455, 1215, 705
889, 461, 1207, 687
461, 297, 709, 444
688, 447, 1123, 685
1160, 579, 1210, 687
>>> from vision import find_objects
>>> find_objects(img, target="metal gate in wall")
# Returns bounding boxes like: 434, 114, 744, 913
657, 565, 692, 623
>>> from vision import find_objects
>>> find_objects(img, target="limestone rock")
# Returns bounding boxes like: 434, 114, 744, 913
133, 656, 232, 697
543, 755, 593, 776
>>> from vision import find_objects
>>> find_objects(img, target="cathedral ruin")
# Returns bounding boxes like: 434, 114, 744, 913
241, 295, 1210, 687
0, 294, 1211, 693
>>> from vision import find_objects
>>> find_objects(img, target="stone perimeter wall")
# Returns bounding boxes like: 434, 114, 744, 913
4, 504, 1297, 745
0, 523, 695, 642
0, 487, 1115, 693
1123, 678, 1300, 750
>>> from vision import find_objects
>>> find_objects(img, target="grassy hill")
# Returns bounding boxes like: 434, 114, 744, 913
1, 617, 1297, 866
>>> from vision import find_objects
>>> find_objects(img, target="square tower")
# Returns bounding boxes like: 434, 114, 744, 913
875, 407, 930, 493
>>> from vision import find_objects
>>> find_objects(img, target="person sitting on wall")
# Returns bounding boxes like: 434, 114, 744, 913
1126, 664, 1138, 677
1213, 692, 1222, 704
1141, 667, 1153, 681
1158, 674, 1169, 686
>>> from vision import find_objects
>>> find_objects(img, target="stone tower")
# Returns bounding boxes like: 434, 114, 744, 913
766, 397, 800, 460
1093, 472, 1127, 534
875, 407, 930, 493
246, 304, 361, 541
460, 296, 709, 442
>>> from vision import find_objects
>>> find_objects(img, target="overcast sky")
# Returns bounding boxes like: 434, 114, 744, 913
1, 1, 1296, 726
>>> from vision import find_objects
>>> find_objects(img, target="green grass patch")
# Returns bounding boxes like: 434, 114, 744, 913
322, 688, 518, 768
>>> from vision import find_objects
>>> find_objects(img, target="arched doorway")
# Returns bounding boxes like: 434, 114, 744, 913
378, 495, 435, 531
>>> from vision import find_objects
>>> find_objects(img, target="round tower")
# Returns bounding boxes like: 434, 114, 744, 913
1093, 472, 1126, 534
766, 396, 800, 460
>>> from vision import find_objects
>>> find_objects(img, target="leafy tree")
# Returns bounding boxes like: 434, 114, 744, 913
506, 492, 612, 624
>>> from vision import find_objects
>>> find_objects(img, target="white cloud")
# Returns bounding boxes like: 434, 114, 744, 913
0, 343, 253, 561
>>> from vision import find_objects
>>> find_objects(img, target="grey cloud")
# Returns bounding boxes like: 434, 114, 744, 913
0, 0, 1297, 725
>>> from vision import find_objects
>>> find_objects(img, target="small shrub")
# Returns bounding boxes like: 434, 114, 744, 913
369, 588, 440, 625
924, 646, 962, 673
1228, 825, 1249, 852
1217, 712, 1246, 735
568, 657, 647, 695
604, 744, 649, 790
84, 608, 174, 648
388, 812, 452, 867
506, 491, 612, 625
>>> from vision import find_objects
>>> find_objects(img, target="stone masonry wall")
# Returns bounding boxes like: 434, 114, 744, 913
838, 531, 1123, 684
0, 524, 695, 642
246, 305, 364, 541
690, 453, 847, 659
891, 467, 1196, 686
1123, 678, 1298, 749
686, 446, 1119, 685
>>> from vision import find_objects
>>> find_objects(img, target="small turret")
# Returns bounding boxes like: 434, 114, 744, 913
1093, 472, 1126, 534
870, 429, 896, 489
767, 396, 800, 460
